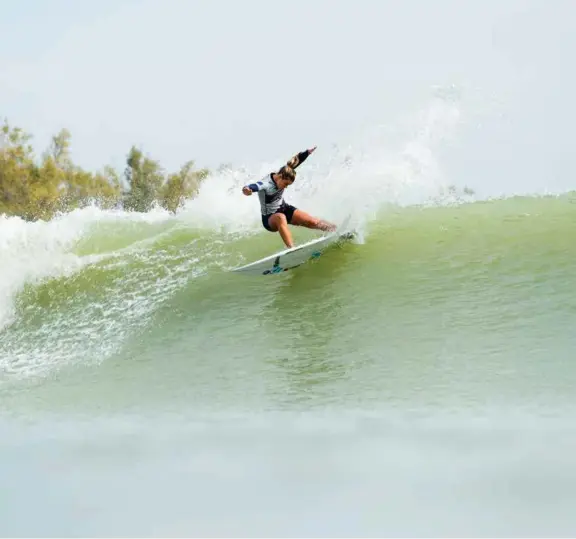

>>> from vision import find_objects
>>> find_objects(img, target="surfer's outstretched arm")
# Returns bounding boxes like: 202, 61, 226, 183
286, 146, 317, 170
242, 181, 265, 196
241, 145, 316, 195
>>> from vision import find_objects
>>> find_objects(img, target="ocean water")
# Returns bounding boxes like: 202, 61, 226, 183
1, 98, 576, 537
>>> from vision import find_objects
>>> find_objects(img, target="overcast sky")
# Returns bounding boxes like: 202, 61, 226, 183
1, 0, 575, 195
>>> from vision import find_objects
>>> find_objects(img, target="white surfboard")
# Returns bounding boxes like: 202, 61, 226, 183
231, 219, 355, 276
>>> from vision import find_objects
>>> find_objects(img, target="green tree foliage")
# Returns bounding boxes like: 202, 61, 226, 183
122, 146, 165, 213
0, 120, 36, 218
160, 160, 209, 213
0, 117, 208, 221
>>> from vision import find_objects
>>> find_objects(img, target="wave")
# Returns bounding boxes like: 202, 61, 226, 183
1, 94, 573, 382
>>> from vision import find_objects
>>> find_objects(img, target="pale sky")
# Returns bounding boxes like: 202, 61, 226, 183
1, 0, 575, 196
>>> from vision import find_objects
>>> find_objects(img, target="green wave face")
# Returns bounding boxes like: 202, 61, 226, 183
2, 194, 575, 413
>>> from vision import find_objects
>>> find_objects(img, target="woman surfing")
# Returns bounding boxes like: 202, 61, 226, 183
242, 146, 336, 248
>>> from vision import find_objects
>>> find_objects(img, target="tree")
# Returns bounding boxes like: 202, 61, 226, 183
0, 117, 210, 220
96, 166, 122, 209
0, 119, 37, 218
122, 146, 165, 212
160, 160, 209, 213
47, 128, 72, 170
32, 155, 64, 219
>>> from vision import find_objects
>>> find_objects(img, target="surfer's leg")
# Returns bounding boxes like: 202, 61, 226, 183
267, 213, 294, 248
290, 208, 336, 232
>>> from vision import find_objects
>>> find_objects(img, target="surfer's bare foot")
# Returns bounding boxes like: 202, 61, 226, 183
321, 221, 337, 232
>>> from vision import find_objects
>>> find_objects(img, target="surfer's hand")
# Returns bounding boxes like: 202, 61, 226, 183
242, 186, 252, 196
308, 146, 317, 154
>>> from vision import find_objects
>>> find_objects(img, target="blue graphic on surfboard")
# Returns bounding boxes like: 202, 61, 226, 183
231, 216, 356, 276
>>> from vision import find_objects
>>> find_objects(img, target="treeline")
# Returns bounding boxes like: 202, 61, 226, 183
0, 118, 209, 221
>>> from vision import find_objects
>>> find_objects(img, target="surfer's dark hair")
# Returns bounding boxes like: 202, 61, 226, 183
277, 165, 296, 182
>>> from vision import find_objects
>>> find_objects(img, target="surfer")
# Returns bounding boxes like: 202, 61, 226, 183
241, 146, 336, 248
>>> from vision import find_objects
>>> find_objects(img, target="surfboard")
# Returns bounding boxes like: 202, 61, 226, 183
231, 220, 355, 276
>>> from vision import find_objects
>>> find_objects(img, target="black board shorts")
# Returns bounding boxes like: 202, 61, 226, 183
262, 203, 297, 232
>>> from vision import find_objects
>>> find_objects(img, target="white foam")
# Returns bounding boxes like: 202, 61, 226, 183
0, 205, 178, 331
178, 93, 464, 239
